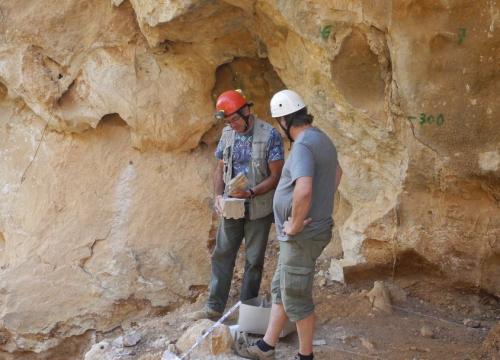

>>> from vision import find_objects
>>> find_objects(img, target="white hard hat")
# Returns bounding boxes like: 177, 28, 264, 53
270, 89, 306, 118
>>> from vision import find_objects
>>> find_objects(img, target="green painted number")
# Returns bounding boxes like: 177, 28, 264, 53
458, 28, 466, 44
320, 25, 333, 40
436, 114, 444, 126
419, 113, 427, 125
412, 113, 445, 126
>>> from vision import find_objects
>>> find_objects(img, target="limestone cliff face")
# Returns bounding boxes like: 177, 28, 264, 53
0, 0, 498, 356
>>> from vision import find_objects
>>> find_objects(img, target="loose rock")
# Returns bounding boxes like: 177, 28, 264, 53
312, 339, 327, 346
123, 332, 141, 347
366, 281, 393, 313
361, 337, 376, 352
463, 319, 481, 328
409, 346, 431, 353
420, 325, 434, 338
176, 319, 233, 356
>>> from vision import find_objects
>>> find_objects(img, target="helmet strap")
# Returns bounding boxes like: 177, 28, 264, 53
237, 107, 251, 132
278, 116, 294, 144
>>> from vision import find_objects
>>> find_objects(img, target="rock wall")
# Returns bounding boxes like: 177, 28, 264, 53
0, 0, 498, 357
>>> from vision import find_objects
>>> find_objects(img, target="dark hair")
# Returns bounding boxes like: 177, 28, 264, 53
283, 107, 313, 127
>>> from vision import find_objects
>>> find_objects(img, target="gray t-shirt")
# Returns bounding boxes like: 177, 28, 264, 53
273, 127, 337, 241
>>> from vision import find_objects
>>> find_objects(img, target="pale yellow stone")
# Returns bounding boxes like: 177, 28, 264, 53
222, 198, 246, 219
176, 319, 233, 356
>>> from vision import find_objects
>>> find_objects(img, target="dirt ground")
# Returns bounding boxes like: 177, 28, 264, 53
92, 236, 499, 360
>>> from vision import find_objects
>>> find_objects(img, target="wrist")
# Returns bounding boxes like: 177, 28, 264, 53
248, 188, 256, 199
291, 221, 303, 233
286, 226, 299, 236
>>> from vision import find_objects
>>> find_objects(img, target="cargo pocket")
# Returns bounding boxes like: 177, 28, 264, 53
282, 265, 313, 297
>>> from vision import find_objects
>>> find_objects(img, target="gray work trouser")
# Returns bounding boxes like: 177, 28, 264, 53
207, 212, 273, 313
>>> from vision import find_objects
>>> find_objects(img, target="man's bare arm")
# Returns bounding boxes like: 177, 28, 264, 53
252, 160, 284, 195
231, 160, 284, 198
286, 176, 313, 235
214, 160, 225, 196
213, 160, 225, 215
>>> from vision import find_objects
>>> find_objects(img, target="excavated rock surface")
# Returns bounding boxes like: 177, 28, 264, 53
0, 0, 498, 357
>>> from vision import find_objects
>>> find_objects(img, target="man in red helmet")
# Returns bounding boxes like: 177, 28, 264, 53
188, 89, 284, 320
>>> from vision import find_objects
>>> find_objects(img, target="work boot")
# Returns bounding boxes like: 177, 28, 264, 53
185, 307, 222, 321
234, 340, 275, 360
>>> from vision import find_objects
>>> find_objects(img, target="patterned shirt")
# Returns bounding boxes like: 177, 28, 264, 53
215, 127, 284, 178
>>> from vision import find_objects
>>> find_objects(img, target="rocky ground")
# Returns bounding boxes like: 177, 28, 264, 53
79, 236, 499, 360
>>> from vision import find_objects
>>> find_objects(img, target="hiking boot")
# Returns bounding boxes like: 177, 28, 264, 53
234, 340, 275, 360
185, 308, 222, 321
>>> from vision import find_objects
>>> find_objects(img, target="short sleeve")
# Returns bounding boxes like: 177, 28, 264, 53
266, 128, 285, 162
214, 136, 225, 160
290, 143, 314, 182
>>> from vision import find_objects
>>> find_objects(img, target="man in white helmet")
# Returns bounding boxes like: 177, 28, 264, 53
236, 90, 342, 360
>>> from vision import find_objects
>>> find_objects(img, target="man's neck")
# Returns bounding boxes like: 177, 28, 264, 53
290, 124, 312, 141
240, 115, 255, 135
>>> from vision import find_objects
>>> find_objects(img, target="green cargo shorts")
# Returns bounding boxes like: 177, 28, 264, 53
271, 229, 332, 322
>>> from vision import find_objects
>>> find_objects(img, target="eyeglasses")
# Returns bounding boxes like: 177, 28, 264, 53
224, 113, 241, 124
214, 111, 240, 123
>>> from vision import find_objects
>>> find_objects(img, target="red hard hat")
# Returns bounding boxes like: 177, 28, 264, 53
216, 90, 247, 116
